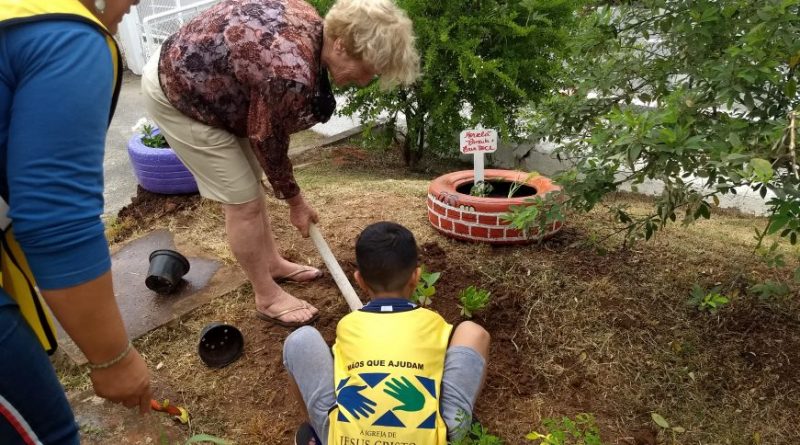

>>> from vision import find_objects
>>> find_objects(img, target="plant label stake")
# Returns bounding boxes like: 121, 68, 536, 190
460, 127, 498, 185
309, 224, 363, 311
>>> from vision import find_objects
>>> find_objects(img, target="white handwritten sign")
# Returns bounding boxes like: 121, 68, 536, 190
460, 129, 498, 154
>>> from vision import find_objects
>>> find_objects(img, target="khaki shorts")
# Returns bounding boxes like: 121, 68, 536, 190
141, 52, 264, 204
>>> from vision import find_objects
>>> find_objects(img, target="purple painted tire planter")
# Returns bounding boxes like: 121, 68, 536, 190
127, 133, 199, 194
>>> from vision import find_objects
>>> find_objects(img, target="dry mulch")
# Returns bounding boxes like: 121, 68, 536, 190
66, 145, 800, 445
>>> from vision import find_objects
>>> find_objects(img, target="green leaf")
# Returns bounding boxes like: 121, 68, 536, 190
794, 267, 800, 283
699, 203, 711, 219
628, 146, 642, 167
651, 413, 670, 429
767, 215, 790, 234
786, 79, 797, 98
729, 132, 742, 148
749, 158, 773, 183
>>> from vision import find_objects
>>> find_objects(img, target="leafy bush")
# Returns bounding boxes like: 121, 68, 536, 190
306, 0, 578, 166
502, 192, 565, 237
524, 0, 800, 255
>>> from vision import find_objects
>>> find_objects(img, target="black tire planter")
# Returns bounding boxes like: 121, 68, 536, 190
427, 169, 563, 245
127, 133, 199, 195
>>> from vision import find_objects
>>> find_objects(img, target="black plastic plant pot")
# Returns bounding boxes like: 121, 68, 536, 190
198, 323, 244, 368
146, 249, 190, 295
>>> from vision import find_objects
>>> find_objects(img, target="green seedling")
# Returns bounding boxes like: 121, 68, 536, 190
526, 413, 604, 445
508, 171, 540, 198
651, 412, 686, 444
688, 284, 729, 312
470, 181, 494, 197
412, 266, 440, 306
458, 286, 491, 318
451, 410, 504, 444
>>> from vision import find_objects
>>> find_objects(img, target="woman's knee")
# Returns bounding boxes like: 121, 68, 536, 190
223, 198, 263, 221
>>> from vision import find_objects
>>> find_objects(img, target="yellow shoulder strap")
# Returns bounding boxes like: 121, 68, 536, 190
0, 0, 104, 27
0, 227, 58, 354
0, 0, 123, 124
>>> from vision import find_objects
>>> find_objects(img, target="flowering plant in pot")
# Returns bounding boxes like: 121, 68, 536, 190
127, 118, 198, 195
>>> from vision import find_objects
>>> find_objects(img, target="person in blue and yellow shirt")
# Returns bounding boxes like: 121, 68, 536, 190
284, 222, 490, 445
0, 1, 152, 443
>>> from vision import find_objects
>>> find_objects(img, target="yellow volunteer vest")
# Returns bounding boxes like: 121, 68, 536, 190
0, 0, 122, 354
329, 308, 453, 445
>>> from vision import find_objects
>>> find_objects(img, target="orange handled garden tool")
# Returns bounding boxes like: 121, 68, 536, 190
150, 399, 190, 424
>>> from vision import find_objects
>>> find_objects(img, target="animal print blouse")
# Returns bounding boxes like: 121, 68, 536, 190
158, 0, 335, 199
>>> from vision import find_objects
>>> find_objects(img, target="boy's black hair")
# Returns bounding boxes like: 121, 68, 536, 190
355, 221, 418, 293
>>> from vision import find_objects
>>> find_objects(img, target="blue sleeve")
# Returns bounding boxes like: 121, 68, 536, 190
3, 20, 113, 290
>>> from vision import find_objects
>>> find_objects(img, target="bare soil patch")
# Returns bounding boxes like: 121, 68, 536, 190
65, 145, 800, 444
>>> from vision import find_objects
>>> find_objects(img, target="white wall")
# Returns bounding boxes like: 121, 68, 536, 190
488, 138, 772, 216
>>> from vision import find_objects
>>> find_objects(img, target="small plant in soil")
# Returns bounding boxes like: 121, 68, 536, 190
132, 117, 170, 149
451, 411, 504, 445
507, 172, 540, 198
688, 284, 729, 313
470, 181, 494, 198
526, 413, 604, 445
650, 412, 686, 444
749, 280, 791, 300
458, 286, 491, 318
412, 265, 440, 306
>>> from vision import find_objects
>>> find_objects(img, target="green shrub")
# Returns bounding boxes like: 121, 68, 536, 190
307, 0, 578, 166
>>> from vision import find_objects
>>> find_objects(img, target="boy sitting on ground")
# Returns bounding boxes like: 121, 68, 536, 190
283, 221, 490, 445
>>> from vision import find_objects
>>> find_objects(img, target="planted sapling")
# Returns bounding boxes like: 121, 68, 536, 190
688, 284, 729, 313
470, 181, 494, 198
412, 266, 440, 306
458, 286, 491, 318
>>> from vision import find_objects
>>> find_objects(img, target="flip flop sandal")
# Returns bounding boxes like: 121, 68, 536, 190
255, 304, 320, 328
294, 422, 321, 445
275, 266, 324, 284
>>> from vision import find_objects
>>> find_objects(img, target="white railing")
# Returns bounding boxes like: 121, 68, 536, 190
140, 0, 219, 61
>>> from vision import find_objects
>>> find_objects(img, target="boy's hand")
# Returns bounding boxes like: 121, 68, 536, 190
337, 385, 376, 419
384, 377, 425, 412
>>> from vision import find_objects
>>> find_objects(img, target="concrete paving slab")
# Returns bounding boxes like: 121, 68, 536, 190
56, 229, 246, 365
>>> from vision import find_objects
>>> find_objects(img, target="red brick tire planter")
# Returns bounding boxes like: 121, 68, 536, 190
427, 169, 563, 245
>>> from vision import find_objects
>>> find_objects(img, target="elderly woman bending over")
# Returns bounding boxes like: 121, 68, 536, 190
142, 0, 419, 327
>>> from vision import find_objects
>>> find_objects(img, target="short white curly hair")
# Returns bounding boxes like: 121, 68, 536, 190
324, 0, 420, 88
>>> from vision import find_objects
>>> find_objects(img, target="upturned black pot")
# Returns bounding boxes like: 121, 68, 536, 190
197, 323, 244, 368
146, 249, 190, 294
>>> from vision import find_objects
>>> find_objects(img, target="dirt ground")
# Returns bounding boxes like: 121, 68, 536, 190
64, 145, 800, 445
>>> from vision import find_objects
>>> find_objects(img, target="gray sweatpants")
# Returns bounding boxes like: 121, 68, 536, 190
283, 326, 486, 444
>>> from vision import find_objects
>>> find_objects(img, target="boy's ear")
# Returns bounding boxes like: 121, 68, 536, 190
407, 266, 422, 290
354, 270, 369, 292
